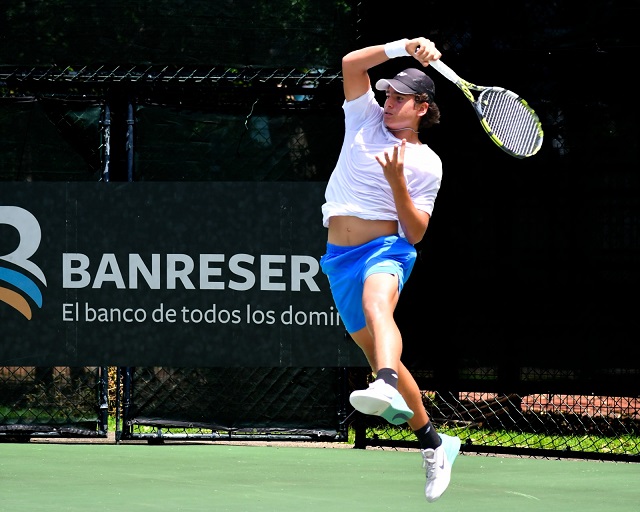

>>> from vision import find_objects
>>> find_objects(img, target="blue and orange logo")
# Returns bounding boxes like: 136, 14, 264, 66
0, 206, 47, 320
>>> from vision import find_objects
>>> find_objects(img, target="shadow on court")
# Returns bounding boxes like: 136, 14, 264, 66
1, 443, 638, 511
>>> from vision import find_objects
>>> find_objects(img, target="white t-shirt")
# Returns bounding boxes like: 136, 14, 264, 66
322, 88, 442, 237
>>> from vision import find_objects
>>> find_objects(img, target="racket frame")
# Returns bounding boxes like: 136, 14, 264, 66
429, 59, 543, 158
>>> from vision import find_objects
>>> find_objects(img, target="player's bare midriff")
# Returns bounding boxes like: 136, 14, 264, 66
327, 215, 398, 247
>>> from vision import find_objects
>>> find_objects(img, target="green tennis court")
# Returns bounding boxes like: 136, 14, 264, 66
1, 443, 638, 511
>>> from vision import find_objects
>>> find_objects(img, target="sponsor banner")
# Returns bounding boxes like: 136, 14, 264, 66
0, 182, 366, 367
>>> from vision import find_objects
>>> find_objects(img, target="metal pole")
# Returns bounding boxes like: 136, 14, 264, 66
126, 101, 134, 182
101, 103, 111, 182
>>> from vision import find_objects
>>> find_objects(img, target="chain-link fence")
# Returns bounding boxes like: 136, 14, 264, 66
0, 366, 108, 440
1, 366, 638, 460
0, 68, 344, 183
117, 367, 349, 443
350, 369, 639, 462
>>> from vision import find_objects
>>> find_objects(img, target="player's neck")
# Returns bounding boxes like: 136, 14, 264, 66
388, 126, 421, 144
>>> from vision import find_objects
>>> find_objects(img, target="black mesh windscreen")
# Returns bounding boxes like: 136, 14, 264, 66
0, 98, 102, 181
1, 0, 639, 377
1, 0, 353, 68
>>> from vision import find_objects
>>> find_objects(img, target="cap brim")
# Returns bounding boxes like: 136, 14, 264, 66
374, 78, 415, 95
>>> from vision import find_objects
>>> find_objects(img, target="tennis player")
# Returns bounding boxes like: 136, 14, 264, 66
320, 36, 461, 502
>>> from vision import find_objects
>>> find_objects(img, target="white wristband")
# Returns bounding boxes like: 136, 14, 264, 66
384, 39, 410, 59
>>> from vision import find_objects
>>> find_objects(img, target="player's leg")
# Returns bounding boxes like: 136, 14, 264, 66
349, 319, 459, 502
350, 273, 460, 502
398, 364, 461, 501
348, 272, 414, 423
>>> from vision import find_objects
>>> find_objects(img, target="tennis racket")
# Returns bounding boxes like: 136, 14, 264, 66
429, 59, 543, 159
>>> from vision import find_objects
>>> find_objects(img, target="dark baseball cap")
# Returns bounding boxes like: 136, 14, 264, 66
375, 68, 435, 99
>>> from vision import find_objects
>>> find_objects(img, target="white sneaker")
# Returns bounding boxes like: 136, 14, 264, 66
422, 433, 461, 502
349, 380, 414, 425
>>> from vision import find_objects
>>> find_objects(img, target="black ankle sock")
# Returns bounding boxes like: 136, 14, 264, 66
375, 368, 398, 389
414, 421, 442, 450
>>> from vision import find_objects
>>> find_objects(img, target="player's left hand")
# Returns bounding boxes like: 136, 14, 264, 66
376, 139, 406, 187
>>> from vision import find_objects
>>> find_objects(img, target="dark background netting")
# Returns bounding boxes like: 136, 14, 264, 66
1, 1, 638, 455
122, 367, 347, 438
0, 98, 103, 181
0, 367, 108, 437
133, 104, 343, 182
1, 0, 352, 68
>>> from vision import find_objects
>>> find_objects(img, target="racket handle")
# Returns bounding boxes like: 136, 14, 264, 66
429, 59, 462, 84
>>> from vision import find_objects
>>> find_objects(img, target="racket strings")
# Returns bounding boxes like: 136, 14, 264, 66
479, 89, 542, 157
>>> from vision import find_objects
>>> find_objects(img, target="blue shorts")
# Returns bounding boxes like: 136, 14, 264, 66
320, 235, 417, 333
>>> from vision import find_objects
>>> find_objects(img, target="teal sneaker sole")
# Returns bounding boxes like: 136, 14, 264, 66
438, 433, 461, 466
350, 386, 414, 426
379, 393, 414, 425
